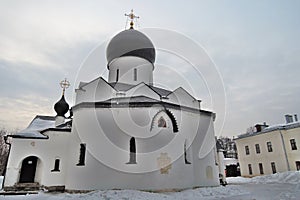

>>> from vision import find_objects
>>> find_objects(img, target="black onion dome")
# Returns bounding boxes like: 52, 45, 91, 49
106, 29, 155, 66
54, 95, 69, 117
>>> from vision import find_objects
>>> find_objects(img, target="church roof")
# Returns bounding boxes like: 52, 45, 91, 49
103, 95, 160, 104
236, 121, 300, 140
8, 115, 71, 139
73, 95, 214, 117
109, 82, 172, 97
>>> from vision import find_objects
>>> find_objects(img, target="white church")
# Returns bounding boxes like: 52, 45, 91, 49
3, 12, 221, 192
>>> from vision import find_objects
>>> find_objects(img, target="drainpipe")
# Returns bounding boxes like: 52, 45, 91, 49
2, 135, 12, 190
279, 130, 290, 171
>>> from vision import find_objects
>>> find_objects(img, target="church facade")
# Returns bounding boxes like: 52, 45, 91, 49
3, 21, 220, 191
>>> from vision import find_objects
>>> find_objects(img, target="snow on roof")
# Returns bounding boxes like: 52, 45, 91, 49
103, 95, 160, 104
237, 121, 300, 139
109, 82, 172, 97
11, 115, 56, 139
10, 115, 70, 139
223, 158, 238, 166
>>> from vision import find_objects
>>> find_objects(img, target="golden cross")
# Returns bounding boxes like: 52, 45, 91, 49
125, 9, 139, 29
60, 78, 70, 95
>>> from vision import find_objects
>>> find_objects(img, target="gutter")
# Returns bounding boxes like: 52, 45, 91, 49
279, 130, 290, 171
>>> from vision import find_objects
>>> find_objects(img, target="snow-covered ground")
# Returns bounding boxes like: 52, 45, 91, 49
1, 171, 300, 199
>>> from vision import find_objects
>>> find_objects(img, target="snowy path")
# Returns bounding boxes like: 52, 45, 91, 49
0, 171, 299, 199
233, 183, 300, 200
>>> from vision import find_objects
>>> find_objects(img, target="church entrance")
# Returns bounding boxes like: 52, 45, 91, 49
19, 156, 38, 183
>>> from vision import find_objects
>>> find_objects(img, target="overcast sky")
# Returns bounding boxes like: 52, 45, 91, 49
0, 0, 299, 137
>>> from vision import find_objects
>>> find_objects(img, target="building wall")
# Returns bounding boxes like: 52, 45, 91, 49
236, 131, 288, 177
108, 56, 153, 85
64, 105, 218, 190
4, 131, 70, 187
282, 127, 300, 171
75, 77, 115, 105
125, 83, 161, 100
166, 87, 200, 110
236, 127, 300, 177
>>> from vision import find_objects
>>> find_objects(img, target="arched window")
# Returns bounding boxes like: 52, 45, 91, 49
134, 68, 137, 81
150, 110, 178, 133
184, 140, 191, 164
51, 159, 60, 172
127, 137, 137, 164
77, 143, 86, 166
158, 117, 167, 128
116, 69, 119, 82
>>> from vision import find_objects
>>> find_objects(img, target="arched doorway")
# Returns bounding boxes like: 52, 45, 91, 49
19, 156, 38, 183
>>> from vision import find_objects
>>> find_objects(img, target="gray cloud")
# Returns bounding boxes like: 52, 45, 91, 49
0, 0, 299, 137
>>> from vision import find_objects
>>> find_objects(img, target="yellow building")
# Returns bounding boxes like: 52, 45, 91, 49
235, 115, 300, 177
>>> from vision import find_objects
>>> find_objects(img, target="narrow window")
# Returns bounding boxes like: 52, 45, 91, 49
248, 164, 252, 175
271, 162, 276, 174
290, 139, 297, 150
296, 161, 300, 171
255, 144, 260, 154
245, 145, 250, 155
77, 143, 86, 166
116, 69, 119, 82
134, 68, 137, 81
259, 163, 264, 174
267, 142, 273, 152
158, 117, 167, 128
51, 159, 60, 172
184, 140, 191, 164
127, 137, 137, 164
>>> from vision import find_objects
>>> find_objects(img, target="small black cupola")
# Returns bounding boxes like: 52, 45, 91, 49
54, 94, 69, 117
54, 78, 70, 117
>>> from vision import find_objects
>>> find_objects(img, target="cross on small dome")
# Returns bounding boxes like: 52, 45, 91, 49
54, 78, 70, 117
60, 78, 70, 95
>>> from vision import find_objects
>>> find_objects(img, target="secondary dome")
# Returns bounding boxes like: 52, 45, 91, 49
106, 29, 155, 65
54, 95, 69, 117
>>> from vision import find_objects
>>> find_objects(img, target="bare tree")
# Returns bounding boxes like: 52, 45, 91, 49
0, 128, 10, 176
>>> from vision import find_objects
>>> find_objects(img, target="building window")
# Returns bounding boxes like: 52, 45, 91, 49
255, 144, 260, 154
77, 143, 86, 166
51, 159, 60, 172
127, 137, 137, 164
248, 164, 252, 175
245, 145, 250, 155
259, 163, 264, 174
290, 139, 297, 150
267, 142, 273, 152
184, 140, 191, 164
134, 68, 137, 81
116, 69, 119, 82
296, 161, 300, 171
158, 117, 167, 128
271, 162, 276, 174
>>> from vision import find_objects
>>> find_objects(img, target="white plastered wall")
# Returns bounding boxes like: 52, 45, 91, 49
4, 131, 70, 187
65, 105, 218, 190
108, 56, 153, 85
